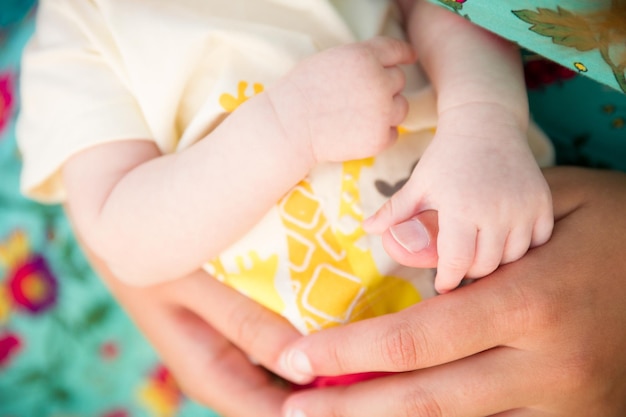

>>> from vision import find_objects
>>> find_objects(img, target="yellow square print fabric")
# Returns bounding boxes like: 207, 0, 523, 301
205, 82, 439, 335
204, 80, 552, 335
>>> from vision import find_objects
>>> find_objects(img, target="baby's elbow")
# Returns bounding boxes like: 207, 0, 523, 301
106, 262, 163, 287
84, 229, 166, 286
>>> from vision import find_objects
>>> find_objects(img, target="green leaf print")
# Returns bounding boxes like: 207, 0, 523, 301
80, 300, 113, 329
436, 0, 464, 13
513, 8, 598, 51
514, 6, 626, 93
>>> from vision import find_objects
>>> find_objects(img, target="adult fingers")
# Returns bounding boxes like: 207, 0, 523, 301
490, 409, 547, 417
90, 251, 292, 417
167, 269, 302, 376
283, 347, 544, 417
380, 210, 439, 268
278, 273, 528, 383
139, 301, 289, 417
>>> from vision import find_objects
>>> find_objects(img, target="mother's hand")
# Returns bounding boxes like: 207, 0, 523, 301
83, 246, 300, 417
279, 167, 626, 417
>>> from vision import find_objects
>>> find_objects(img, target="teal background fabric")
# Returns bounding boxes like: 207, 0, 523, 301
434, 0, 626, 93
0, 6, 219, 417
1, 2, 625, 416
433, 0, 626, 169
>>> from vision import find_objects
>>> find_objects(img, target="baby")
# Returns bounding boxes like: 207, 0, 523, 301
18, 0, 552, 340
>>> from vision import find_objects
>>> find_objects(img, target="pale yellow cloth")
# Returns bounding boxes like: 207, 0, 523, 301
18, 0, 415, 201
17, 0, 553, 334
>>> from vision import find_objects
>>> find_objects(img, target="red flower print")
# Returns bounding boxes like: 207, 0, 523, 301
0, 73, 14, 136
524, 58, 577, 89
102, 409, 130, 417
0, 332, 22, 367
7, 255, 58, 314
100, 341, 120, 360
138, 364, 182, 417
1, 231, 58, 315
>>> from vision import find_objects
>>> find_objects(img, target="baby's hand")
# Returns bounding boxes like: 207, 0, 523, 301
364, 117, 554, 293
267, 37, 416, 164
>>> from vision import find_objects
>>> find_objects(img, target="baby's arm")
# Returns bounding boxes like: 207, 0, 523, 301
369, 0, 553, 292
63, 37, 415, 286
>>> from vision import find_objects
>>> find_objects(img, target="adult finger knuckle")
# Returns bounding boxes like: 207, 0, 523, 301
227, 300, 265, 351
555, 346, 600, 394
508, 282, 560, 333
380, 318, 427, 370
400, 386, 444, 417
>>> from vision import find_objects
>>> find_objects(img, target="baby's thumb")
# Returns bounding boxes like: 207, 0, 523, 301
363, 190, 417, 234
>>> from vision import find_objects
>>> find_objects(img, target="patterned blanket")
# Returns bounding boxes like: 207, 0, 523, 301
0, 5, 218, 417
1, 2, 625, 416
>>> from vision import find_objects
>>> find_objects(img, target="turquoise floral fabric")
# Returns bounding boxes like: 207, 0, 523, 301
434, 0, 626, 169
435, 0, 626, 93
1, 2, 625, 417
0, 5, 219, 417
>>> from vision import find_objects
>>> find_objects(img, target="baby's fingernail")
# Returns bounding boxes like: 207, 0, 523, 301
389, 219, 430, 253
280, 349, 313, 383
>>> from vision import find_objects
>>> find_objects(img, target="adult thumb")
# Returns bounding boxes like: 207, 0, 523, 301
381, 210, 439, 268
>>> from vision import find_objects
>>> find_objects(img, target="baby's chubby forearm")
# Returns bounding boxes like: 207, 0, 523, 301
64, 37, 414, 286
64, 91, 315, 286
405, 0, 529, 131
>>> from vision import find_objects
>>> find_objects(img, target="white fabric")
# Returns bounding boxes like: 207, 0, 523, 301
18, 0, 428, 202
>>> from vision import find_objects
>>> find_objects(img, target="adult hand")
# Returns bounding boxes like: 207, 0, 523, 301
279, 167, 626, 416
82, 245, 301, 417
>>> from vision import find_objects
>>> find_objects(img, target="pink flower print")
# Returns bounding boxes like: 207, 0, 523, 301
1, 231, 59, 315
0, 73, 14, 136
7, 255, 59, 314
0, 332, 22, 367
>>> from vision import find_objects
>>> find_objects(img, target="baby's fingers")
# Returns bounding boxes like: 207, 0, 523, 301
502, 226, 532, 265
386, 67, 406, 95
363, 185, 421, 234
435, 218, 476, 293
366, 36, 417, 67
465, 229, 507, 279
502, 211, 553, 265
531, 212, 554, 248
389, 94, 409, 128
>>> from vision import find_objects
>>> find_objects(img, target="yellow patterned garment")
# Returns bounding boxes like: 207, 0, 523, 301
206, 83, 441, 334
17, 0, 554, 334
204, 82, 553, 334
